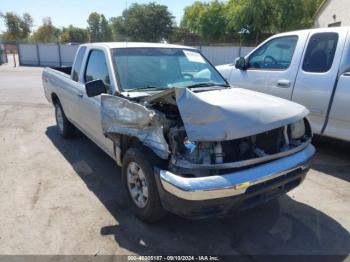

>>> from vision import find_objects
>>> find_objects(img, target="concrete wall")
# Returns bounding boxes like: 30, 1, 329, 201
0, 45, 7, 65
198, 46, 255, 65
314, 0, 350, 28
18, 43, 79, 67
17, 43, 254, 67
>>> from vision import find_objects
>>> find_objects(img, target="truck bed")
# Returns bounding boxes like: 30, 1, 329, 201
42, 66, 75, 104
49, 66, 72, 75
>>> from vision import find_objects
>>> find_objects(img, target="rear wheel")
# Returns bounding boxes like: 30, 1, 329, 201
122, 146, 166, 223
54, 101, 75, 138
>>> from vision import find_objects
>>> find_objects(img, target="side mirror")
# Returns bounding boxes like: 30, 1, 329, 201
235, 57, 247, 70
85, 79, 107, 97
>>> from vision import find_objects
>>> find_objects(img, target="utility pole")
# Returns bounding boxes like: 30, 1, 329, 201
13, 52, 16, 67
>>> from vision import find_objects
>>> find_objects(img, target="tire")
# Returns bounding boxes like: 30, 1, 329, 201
54, 100, 75, 138
122, 146, 167, 223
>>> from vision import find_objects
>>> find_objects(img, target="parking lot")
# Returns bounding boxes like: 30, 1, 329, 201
0, 64, 349, 256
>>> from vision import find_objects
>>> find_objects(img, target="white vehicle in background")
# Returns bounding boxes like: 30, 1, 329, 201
217, 27, 350, 142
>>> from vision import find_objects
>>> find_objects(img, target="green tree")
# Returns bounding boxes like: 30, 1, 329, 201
87, 12, 113, 42
181, 1, 205, 35
100, 15, 113, 41
301, 0, 324, 27
61, 25, 88, 43
0, 12, 33, 42
181, 1, 227, 42
112, 2, 174, 42
168, 26, 200, 44
226, 0, 276, 44
272, 0, 323, 31
110, 16, 126, 41
181, 0, 323, 44
87, 12, 101, 42
33, 17, 60, 43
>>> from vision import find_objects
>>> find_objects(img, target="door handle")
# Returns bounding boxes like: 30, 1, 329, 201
77, 93, 83, 98
277, 79, 290, 88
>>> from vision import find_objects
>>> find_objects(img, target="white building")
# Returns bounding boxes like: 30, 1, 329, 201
314, 0, 350, 28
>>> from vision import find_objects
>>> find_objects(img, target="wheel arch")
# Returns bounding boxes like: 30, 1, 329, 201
51, 92, 59, 105
108, 134, 142, 166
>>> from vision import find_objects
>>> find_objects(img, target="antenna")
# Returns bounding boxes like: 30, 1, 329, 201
125, 0, 128, 45
125, 0, 129, 93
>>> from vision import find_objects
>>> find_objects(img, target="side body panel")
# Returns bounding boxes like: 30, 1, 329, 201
323, 31, 350, 141
324, 72, 350, 140
73, 46, 117, 158
228, 31, 309, 100
292, 27, 348, 134
42, 69, 82, 125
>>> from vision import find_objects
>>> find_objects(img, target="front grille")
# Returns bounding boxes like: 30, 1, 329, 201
221, 126, 285, 163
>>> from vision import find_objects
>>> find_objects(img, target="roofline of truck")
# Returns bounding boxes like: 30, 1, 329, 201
79, 42, 196, 50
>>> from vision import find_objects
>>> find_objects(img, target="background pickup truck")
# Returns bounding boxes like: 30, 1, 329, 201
43, 42, 315, 222
217, 27, 350, 142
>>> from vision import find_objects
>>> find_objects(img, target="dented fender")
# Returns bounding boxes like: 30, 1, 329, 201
101, 94, 169, 159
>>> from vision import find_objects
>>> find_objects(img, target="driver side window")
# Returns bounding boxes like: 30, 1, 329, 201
247, 36, 298, 70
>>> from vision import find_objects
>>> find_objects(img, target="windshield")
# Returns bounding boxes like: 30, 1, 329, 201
111, 48, 227, 91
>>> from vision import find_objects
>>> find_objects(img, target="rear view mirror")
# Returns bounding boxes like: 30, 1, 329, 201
235, 57, 247, 70
85, 79, 107, 97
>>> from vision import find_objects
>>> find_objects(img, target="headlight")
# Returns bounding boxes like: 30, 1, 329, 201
290, 119, 305, 139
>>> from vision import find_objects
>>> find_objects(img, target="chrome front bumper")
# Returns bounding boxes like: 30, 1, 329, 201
159, 144, 315, 201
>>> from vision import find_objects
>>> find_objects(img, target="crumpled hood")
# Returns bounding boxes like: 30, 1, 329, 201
147, 87, 309, 141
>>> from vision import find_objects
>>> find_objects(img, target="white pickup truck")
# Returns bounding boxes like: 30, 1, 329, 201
43, 42, 314, 222
217, 27, 350, 142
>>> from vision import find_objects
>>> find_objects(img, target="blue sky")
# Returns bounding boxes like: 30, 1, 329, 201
0, 0, 205, 32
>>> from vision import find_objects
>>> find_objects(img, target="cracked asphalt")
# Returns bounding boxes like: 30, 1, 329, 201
0, 63, 349, 257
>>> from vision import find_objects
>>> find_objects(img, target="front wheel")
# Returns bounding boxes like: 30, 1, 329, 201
54, 101, 75, 138
122, 146, 167, 223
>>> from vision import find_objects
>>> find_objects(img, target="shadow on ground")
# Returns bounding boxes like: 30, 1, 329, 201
46, 126, 350, 256
312, 135, 350, 182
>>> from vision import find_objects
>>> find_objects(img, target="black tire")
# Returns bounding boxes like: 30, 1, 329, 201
54, 100, 75, 139
122, 146, 167, 223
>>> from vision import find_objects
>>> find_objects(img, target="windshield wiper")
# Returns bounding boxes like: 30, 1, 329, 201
124, 86, 167, 92
186, 83, 230, 89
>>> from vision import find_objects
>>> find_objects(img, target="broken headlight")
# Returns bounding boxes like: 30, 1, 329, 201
290, 119, 306, 139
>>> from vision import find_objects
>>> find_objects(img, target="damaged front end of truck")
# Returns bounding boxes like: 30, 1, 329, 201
102, 87, 312, 173
101, 86, 314, 217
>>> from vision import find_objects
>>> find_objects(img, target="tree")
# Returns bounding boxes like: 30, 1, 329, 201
168, 26, 200, 44
225, 0, 323, 44
181, 0, 323, 44
181, 1, 227, 42
300, 0, 324, 27
87, 12, 113, 42
0, 12, 33, 42
226, 0, 277, 44
197, 0, 227, 42
60, 25, 88, 43
87, 12, 101, 42
33, 17, 60, 43
181, 1, 205, 35
100, 15, 113, 41
271, 0, 323, 32
110, 16, 127, 41
20, 13, 33, 39
111, 2, 174, 42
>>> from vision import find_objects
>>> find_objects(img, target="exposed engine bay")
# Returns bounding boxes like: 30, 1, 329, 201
101, 87, 311, 177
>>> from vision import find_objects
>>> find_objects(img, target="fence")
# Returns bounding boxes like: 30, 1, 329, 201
17, 43, 79, 67
197, 46, 255, 65
0, 45, 8, 65
16, 43, 255, 67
